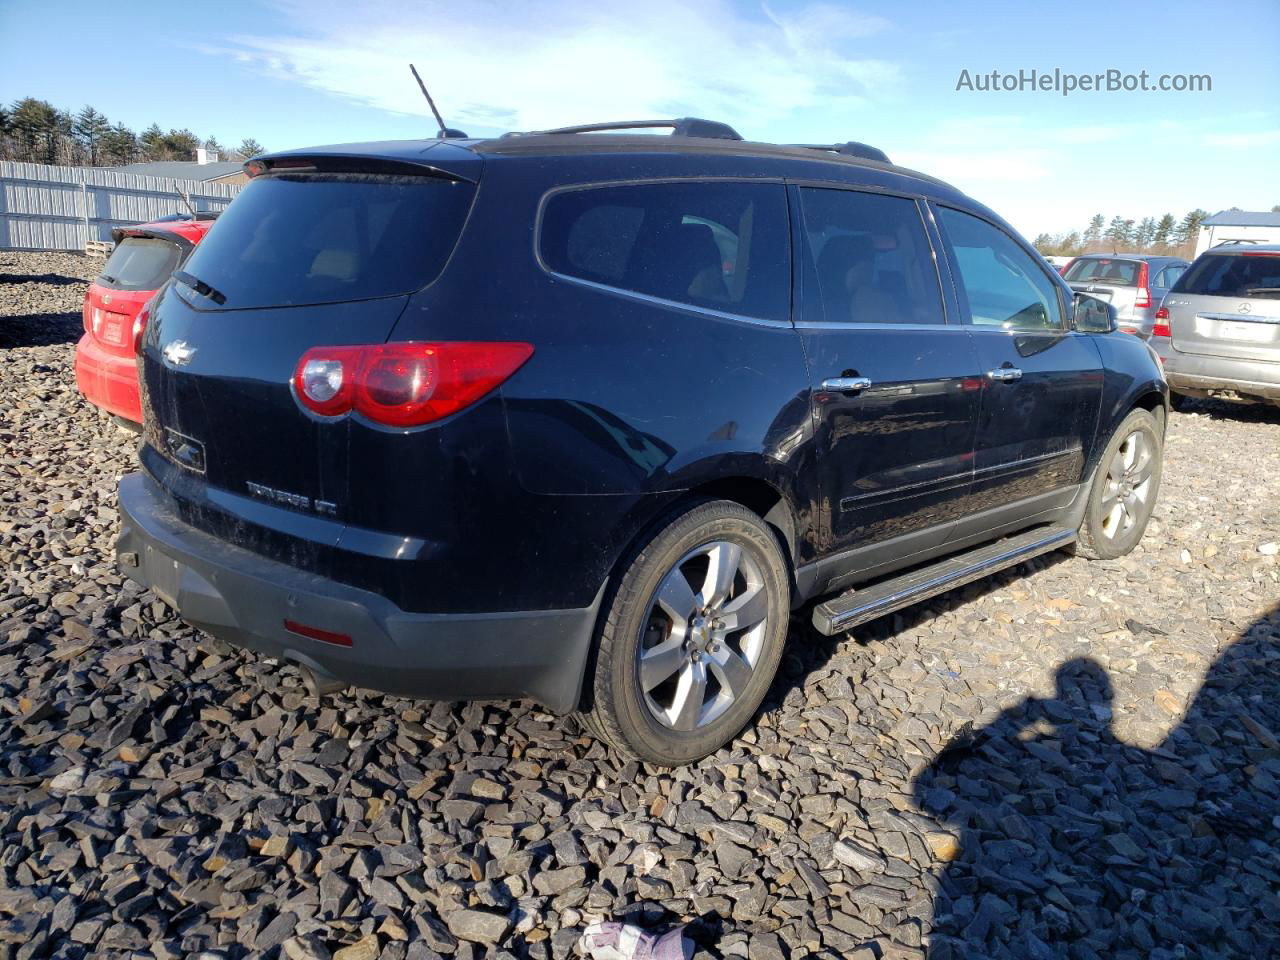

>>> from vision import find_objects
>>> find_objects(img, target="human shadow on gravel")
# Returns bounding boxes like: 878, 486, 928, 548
0, 312, 84, 348
913, 605, 1280, 959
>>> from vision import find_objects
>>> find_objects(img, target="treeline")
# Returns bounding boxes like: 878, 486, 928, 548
0, 96, 266, 167
1033, 211, 1212, 259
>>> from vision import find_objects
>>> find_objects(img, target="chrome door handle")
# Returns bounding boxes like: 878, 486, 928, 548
986, 367, 1023, 382
821, 376, 873, 393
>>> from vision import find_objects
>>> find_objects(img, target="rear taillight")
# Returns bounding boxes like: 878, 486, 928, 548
293, 342, 533, 427
132, 299, 153, 354
1152, 306, 1171, 339
1134, 262, 1151, 308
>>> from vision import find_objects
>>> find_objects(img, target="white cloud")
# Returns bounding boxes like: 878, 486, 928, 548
1204, 129, 1280, 149
220, 0, 900, 135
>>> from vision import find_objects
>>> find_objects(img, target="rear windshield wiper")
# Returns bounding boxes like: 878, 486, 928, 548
173, 270, 227, 305
98, 274, 117, 284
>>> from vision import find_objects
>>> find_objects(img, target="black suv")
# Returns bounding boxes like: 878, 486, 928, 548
117, 119, 1168, 764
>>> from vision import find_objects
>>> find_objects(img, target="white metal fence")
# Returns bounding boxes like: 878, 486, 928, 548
0, 161, 242, 251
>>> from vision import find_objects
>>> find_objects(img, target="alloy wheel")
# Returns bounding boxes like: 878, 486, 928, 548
1100, 429, 1155, 540
636, 540, 770, 731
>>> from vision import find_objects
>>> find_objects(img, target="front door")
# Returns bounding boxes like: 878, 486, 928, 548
931, 204, 1103, 536
793, 185, 983, 578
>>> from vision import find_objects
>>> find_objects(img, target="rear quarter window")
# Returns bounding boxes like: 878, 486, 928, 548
177, 173, 475, 309
539, 180, 790, 321
98, 237, 182, 291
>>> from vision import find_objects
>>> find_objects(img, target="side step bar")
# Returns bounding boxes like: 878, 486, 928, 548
812, 526, 1077, 636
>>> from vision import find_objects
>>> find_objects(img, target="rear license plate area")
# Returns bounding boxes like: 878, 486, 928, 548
1216, 320, 1269, 342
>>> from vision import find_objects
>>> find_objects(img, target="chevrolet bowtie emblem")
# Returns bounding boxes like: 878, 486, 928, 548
162, 339, 197, 366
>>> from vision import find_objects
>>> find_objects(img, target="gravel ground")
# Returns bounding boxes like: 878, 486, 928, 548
1, 250, 1278, 960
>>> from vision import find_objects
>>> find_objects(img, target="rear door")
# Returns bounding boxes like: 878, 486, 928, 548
139, 163, 476, 564
932, 205, 1102, 533
1164, 250, 1280, 362
792, 185, 982, 570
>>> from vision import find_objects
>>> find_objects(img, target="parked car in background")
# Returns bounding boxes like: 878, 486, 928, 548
1152, 244, 1280, 410
1063, 254, 1189, 338
114, 121, 1168, 764
75, 214, 217, 428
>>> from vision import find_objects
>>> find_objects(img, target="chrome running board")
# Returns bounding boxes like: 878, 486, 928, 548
812, 525, 1077, 636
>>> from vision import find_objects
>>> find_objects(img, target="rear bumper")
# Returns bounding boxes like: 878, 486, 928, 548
115, 472, 602, 712
1159, 346, 1280, 402
75, 333, 142, 425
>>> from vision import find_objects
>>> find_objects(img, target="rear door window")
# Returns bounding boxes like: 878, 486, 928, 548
1172, 253, 1280, 299
1062, 258, 1139, 285
98, 237, 182, 291
796, 187, 944, 325
178, 174, 475, 309
539, 181, 790, 321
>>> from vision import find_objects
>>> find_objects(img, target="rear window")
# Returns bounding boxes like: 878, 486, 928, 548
1062, 258, 1140, 286
539, 181, 790, 321
1172, 253, 1280, 299
177, 174, 475, 309
98, 237, 182, 292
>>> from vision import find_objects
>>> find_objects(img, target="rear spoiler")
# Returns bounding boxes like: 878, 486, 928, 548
109, 226, 197, 252
244, 154, 477, 184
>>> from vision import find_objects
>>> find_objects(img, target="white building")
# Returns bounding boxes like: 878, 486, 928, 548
1195, 210, 1280, 258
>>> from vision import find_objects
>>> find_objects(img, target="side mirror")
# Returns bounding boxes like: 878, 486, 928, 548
1073, 293, 1116, 333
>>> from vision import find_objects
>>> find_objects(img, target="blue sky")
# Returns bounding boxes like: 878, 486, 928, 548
3, 0, 1277, 237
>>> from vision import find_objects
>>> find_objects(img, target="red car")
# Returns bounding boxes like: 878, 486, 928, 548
75, 216, 217, 427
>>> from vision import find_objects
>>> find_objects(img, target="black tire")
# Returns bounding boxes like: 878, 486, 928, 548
1074, 408, 1163, 560
584, 500, 790, 765
1168, 391, 1189, 412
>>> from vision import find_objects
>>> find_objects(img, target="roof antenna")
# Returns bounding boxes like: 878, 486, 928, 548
174, 185, 197, 219
409, 64, 467, 139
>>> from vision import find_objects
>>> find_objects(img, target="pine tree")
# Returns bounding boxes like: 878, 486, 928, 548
237, 138, 266, 158
161, 128, 201, 160
1135, 217, 1156, 250
10, 98, 60, 163
1032, 233, 1053, 253
1061, 231, 1082, 254
1152, 213, 1176, 249
1178, 209, 1208, 246
140, 123, 165, 160
1104, 216, 1132, 252
101, 123, 138, 165
203, 136, 224, 160
1083, 214, 1105, 248
73, 105, 110, 165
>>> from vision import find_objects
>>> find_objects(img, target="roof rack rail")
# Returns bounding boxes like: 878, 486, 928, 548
503, 117, 743, 141
793, 141, 891, 164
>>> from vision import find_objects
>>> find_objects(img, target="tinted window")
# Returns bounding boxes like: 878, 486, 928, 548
938, 208, 1064, 330
540, 181, 789, 321
98, 237, 182, 292
179, 174, 475, 309
1062, 258, 1140, 286
1172, 253, 1280, 299
1153, 264, 1186, 288
798, 188, 943, 324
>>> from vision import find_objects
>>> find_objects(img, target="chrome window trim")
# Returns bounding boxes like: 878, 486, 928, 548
543, 269, 795, 329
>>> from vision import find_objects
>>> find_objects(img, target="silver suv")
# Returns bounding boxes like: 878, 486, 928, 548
1153, 244, 1280, 409
1064, 254, 1189, 338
